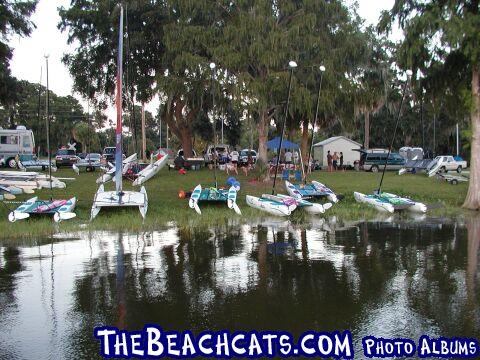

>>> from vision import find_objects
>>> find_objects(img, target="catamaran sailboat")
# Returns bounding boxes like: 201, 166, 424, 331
90, 5, 148, 220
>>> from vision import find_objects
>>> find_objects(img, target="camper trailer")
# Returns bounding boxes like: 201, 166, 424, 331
0, 126, 35, 168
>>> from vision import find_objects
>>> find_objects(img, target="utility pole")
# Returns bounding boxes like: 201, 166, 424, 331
456, 123, 459, 157
37, 66, 42, 156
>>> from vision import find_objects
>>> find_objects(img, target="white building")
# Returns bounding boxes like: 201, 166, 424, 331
312, 136, 362, 169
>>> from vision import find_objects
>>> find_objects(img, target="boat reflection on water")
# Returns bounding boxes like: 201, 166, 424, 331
0, 215, 478, 359
116, 232, 126, 330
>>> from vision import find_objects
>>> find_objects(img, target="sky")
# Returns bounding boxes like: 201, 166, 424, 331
10, 0, 399, 120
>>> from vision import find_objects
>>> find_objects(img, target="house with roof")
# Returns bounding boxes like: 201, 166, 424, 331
312, 136, 362, 169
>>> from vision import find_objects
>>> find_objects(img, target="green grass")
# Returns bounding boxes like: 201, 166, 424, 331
0, 166, 470, 239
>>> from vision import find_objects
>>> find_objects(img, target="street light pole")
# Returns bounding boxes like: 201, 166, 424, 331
210, 62, 218, 188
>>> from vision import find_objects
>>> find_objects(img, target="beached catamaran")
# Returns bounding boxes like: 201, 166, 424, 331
284, 65, 339, 204
246, 61, 332, 216
90, 5, 148, 220
188, 62, 240, 215
8, 56, 76, 223
354, 70, 427, 214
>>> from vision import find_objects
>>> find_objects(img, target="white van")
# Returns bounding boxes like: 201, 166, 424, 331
0, 126, 36, 168
204, 144, 230, 164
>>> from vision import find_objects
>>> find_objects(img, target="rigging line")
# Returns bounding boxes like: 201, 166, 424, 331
305, 67, 325, 184
377, 73, 411, 194
272, 63, 296, 195
125, 3, 137, 155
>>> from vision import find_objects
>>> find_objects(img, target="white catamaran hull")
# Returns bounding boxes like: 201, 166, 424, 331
246, 195, 292, 217
354, 192, 395, 213
428, 159, 442, 177
381, 192, 428, 213
285, 180, 338, 203
274, 194, 332, 214
311, 181, 338, 203
96, 153, 137, 184
133, 155, 168, 186
354, 192, 427, 213
90, 184, 148, 220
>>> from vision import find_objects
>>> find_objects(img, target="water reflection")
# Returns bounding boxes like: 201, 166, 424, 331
0, 215, 478, 359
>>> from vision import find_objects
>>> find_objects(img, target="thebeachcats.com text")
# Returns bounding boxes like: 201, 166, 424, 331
94, 326, 479, 359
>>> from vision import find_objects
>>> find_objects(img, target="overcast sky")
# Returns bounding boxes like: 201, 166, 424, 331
10, 0, 398, 120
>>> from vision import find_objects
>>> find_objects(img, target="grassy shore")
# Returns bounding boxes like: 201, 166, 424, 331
0, 166, 470, 239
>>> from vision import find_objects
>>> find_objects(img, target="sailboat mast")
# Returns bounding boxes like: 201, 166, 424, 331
305, 65, 325, 184
272, 61, 297, 195
45, 55, 52, 191
377, 70, 412, 193
115, 5, 124, 194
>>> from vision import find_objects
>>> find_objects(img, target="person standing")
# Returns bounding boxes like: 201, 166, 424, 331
327, 150, 332, 172
230, 148, 239, 175
332, 152, 338, 171
340, 152, 344, 171
242, 151, 254, 176
285, 150, 293, 165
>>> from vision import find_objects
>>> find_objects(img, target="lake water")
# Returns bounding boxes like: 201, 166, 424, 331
0, 216, 479, 359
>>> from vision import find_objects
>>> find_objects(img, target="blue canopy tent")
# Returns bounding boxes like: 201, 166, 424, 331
266, 137, 303, 180
266, 137, 299, 150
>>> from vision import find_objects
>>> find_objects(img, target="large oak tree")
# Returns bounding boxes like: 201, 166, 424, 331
380, 0, 480, 210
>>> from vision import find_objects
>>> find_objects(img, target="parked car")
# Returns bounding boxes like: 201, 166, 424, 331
204, 144, 230, 164
430, 155, 467, 173
85, 153, 102, 162
55, 149, 78, 168
177, 148, 198, 158
399, 146, 424, 160
360, 152, 406, 172
102, 147, 116, 162
239, 149, 257, 165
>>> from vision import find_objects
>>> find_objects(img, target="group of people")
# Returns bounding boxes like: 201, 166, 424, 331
326, 150, 344, 172
269, 149, 300, 168
224, 148, 254, 176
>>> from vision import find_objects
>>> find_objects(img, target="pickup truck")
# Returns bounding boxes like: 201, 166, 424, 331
430, 155, 468, 173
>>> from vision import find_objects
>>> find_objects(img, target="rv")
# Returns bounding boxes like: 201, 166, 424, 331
0, 126, 35, 168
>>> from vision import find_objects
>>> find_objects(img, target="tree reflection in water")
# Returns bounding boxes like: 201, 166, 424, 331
0, 216, 478, 359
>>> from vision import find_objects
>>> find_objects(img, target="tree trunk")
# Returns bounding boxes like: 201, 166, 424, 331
179, 126, 193, 158
364, 111, 370, 149
258, 110, 268, 163
9, 107, 15, 129
163, 97, 195, 158
287, 117, 296, 141
463, 67, 480, 210
300, 117, 309, 164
